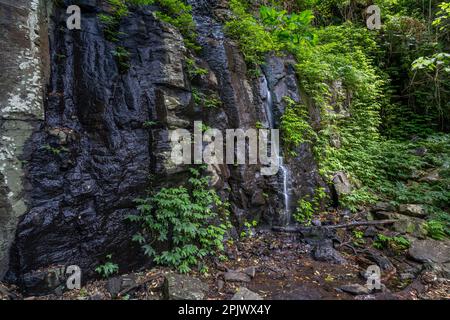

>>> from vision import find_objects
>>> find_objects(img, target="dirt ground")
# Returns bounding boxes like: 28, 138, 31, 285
3, 228, 447, 301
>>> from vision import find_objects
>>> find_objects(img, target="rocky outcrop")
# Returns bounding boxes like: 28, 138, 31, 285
409, 240, 450, 264
262, 55, 328, 222
7, 4, 185, 282
1, 0, 328, 285
0, 0, 50, 279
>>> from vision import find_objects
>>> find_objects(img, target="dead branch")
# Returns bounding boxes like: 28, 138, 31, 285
272, 219, 397, 233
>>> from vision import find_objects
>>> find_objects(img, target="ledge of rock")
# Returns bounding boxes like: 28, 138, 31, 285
408, 240, 450, 264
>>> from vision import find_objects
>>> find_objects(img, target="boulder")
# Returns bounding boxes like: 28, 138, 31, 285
238, 266, 257, 278
364, 226, 378, 238
312, 240, 347, 265
372, 211, 395, 220
332, 171, 352, 197
223, 271, 251, 283
372, 202, 395, 212
21, 266, 67, 296
89, 293, 106, 300
408, 240, 450, 264
106, 277, 122, 298
0, 0, 48, 280
413, 147, 428, 157
364, 250, 396, 273
251, 191, 266, 206
392, 216, 427, 238
231, 287, 263, 300
398, 204, 427, 218
339, 284, 370, 295
106, 274, 136, 298
163, 273, 208, 300
421, 262, 450, 280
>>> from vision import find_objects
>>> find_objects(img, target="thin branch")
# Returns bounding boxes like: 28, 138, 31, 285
272, 219, 397, 233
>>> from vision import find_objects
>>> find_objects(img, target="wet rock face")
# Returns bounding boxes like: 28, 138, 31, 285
4, 0, 328, 284
262, 55, 328, 221
8, 6, 188, 281
190, 6, 277, 224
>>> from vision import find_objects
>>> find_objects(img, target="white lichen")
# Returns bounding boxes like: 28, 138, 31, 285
3, 0, 43, 118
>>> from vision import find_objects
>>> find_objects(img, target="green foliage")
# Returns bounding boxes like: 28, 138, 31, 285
352, 230, 366, 245
95, 254, 119, 278
98, 0, 132, 72
128, 166, 231, 273
411, 52, 450, 126
98, 0, 129, 42
225, 0, 280, 74
433, 1, 450, 31
240, 220, 258, 238
201, 123, 212, 133
143, 120, 158, 128
152, 0, 199, 50
294, 187, 327, 225
111, 46, 131, 73
43, 144, 69, 155
373, 234, 410, 251
192, 88, 222, 109
340, 188, 378, 213
225, 1, 316, 74
255, 121, 265, 129
424, 220, 447, 240
185, 58, 208, 80
374, 1, 450, 133
259, 5, 316, 45
225, 2, 449, 237
127, 0, 155, 5
280, 97, 317, 156
294, 199, 314, 225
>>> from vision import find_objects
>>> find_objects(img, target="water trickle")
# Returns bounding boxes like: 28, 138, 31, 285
260, 76, 291, 225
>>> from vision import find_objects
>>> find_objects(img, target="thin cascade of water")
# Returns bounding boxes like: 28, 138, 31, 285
261, 76, 290, 225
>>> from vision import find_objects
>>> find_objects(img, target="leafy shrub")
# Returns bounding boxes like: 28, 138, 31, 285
240, 220, 258, 238
192, 88, 222, 109
95, 254, 119, 278
294, 199, 314, 225
128, 166, 231, 273
294, 187, 327, 225
424, 220, 447, 240
225, 0, 280, 74
43, 144, 69, 156
259, 5, 316, 46
280, 97, 317, 156
373, 234, 410, 251
152, 0, 199, 50
185, 58, 208, 80
112, 46, 131, 73
98, 0, 129, 42
352, 230, 365, 246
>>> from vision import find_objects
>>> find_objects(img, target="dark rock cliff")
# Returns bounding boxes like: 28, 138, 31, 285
1, 0, 327, 289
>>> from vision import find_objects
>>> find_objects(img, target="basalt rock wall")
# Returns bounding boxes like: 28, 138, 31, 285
0, 0, 327, 288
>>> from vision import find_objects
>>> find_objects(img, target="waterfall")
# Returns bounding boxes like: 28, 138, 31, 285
260, 76, 291, 225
